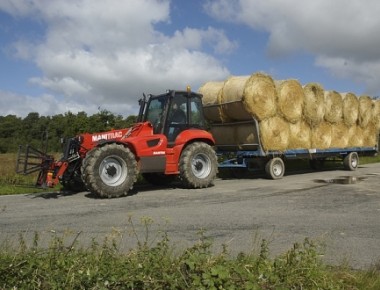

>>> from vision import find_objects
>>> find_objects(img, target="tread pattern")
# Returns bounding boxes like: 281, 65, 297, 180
81, 143, 138, 198
179, 142, 218, 188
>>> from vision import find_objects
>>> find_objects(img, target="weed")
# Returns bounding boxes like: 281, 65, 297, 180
0, 218, 379, 289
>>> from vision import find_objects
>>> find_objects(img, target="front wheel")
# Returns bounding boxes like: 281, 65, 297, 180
265, 157, 285, 179
82, 143, 138, 198
179, 142, 218, 188
343, 152, 359, 171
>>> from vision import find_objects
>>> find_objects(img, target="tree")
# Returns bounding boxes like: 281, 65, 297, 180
0, 111, 137, 153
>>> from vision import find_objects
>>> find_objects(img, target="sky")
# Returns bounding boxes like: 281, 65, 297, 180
1, 0, 380, 118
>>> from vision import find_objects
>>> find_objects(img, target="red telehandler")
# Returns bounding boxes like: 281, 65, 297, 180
16, 88, 218, 197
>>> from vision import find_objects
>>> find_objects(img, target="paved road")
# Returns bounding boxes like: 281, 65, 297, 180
1, 163, 380, 269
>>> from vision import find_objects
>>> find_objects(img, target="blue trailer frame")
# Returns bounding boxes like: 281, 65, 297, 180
210, 119, 379, 178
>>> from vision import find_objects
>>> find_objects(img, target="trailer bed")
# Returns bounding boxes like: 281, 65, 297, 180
209, 119, 378, 178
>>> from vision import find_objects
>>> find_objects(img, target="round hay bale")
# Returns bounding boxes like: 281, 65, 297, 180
259, 116, 289, 151
347, 125, 364, 147
341, 92, 359, 126
220, 76, 251, 121
363, 123, 378, 147
288, 120, 311, 149
330, 122, 349, 148
311, 122, 332, 149
303, 83, 325, 127
221, 76, 249, 103
199, 81, 227, 122
199, 81, 224, 105
372, 99, 380, 130
358, 95, 374, 128
275, 79, 304, 124
243, 72, 277, 121
324, 91, 343, 124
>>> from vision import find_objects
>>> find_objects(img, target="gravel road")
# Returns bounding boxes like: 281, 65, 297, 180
1, 163, 380, 269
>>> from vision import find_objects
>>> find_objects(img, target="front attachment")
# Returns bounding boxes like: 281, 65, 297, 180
16, 145, 56, 187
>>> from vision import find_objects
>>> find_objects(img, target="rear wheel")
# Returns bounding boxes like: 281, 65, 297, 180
265, 157, 285, 179
343, 152, 359, 171
82, 143, 138, 198
179, 142, 217, 188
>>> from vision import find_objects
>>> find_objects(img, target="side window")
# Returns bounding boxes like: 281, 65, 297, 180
168, 95, 187, 124
190, 98, 204, 127
145, 97, 167, 134
166, 95, 188, 142
146, 99, 163, 124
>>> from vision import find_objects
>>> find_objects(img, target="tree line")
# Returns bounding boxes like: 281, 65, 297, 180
0, 110, 137, 153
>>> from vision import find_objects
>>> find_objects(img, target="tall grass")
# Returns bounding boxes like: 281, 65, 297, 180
0, 153, 53, 195
0, 217, 379, 289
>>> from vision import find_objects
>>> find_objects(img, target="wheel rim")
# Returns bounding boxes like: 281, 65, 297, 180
99, 155, 128, 186
272, 161, 283, 177
191, 153, 211, 179
351, 156, 358, 168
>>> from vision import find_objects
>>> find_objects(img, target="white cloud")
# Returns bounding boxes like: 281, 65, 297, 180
0, 0, 234, 117
316, 56, 380, 95
205, 0, 380, 94
170, 27, 237, 54
0, 90, 100, 117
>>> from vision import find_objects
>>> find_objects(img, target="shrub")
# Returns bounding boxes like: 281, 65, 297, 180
1, 218, 379, 289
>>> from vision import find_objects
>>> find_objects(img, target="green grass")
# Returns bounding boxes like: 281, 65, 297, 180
360, 154, 380, 164
0, 217, 379, 289
0, 153, 59, 195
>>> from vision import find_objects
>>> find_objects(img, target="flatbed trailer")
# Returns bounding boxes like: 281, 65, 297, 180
209, 119, 379, 179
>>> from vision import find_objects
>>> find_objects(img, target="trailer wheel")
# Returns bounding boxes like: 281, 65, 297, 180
343, 152, 359, 171
142, 173, 177, 186
179, 142, 217, 188
82, 143, 138, 198
265, 157, 285, 179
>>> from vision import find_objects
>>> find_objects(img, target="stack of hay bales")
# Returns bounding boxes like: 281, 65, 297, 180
373, 100, 380, 130
199, 72, 380, 151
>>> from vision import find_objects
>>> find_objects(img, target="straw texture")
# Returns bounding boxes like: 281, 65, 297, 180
275, 79, 304, 124
243, 73, 277, 121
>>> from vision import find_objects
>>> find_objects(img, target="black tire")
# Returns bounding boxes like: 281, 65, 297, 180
265, 157, 285, 179
179, 142, 218, 188
81, 148, 96, 177
142, 173, 177, 186
343, 152, 359, 171
81, 143, 138, 198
